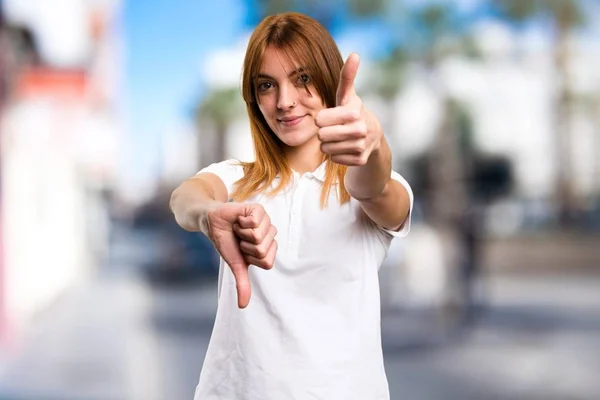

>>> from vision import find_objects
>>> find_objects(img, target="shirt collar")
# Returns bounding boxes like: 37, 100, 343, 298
276, 161, 328, 182
309, 161, 327, 182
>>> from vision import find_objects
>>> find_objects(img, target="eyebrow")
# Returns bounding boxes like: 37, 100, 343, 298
256, 67, 307, 80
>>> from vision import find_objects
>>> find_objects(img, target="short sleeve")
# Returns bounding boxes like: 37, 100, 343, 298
196, 159, 245, 201
377, 170, 414, 238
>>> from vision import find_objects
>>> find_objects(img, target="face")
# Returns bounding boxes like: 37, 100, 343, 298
255, 46, 326, 149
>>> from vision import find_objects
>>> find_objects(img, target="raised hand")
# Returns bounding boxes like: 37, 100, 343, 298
315, 53, 382, 166
206, 203, 277, 309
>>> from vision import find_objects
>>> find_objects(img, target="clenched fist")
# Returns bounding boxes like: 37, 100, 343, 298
205, 202, 277, 309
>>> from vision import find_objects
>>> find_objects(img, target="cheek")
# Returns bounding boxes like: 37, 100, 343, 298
257, 102, 279, 132
258, 98, 276, 117
304, 93, 325, 111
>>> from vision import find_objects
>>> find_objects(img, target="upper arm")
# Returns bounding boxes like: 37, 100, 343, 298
193, 172, 229, 203
193, 159, 245, 202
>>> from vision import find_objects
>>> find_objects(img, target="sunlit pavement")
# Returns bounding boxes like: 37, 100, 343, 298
383, 274, 600, 400
0, 229, 599, 400
0, 267, 217, 400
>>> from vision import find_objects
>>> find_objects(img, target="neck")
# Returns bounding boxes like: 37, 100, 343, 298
284, 134, 323, 174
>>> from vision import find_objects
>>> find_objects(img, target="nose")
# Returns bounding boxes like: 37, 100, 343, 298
277, 84, 298, 110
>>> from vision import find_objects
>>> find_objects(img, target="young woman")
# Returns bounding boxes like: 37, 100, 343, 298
170, 12, 413, 400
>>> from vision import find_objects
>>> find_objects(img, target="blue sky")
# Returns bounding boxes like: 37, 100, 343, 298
122, 0, 247, 185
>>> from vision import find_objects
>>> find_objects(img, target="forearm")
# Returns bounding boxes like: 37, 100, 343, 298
344, 135, 392, 201
345, 135, 410, 231
169, 177, 222, 232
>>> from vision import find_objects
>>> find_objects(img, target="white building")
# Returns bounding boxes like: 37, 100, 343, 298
0, 0, 124, 346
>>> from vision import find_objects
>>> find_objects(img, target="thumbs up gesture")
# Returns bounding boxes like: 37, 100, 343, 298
206, 203, 277, 309
315, 53, 382, 166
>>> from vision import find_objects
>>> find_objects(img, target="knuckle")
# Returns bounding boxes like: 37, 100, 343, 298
256, 246, 268, 259
357, 121, 368, 137
251, 229, 261, 244
264, 258, 274, 270
355, 139, 366, 153
317, 128, 325, 141
349, 109, 360, 121
314, 113, 323, 127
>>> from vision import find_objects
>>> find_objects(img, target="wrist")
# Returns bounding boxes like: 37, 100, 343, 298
366, 109, 383, 154
195, 201, 222, 236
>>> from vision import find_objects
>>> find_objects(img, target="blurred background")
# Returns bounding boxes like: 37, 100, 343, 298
0, 0, 598, 399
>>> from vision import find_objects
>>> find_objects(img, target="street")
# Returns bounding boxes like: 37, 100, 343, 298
0, 226, 599, 400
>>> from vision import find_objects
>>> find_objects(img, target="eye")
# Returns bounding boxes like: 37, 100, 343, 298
296, 73, 311, 85
257, 81, 273, 93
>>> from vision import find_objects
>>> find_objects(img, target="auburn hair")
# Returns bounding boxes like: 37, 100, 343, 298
230, 12, 350, 207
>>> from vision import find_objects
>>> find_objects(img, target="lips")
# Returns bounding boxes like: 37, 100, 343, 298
278, 115, 303, 122
278, 115, 306, 127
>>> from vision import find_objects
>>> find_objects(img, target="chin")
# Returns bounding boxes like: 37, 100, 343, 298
274, 120, 318, 147
276, 130, 317, 148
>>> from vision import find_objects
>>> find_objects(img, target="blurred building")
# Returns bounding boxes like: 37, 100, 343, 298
0, 0, 124, 348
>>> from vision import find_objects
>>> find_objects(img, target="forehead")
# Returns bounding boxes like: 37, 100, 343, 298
258, 46, 302, 76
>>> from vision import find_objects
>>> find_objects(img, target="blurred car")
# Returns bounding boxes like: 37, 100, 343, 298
130, 189, 220, 284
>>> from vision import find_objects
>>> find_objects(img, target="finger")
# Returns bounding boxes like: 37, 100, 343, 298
317, 121, 367, 143
237, 205, 266, 229
314, 107, 360, 128
245, 240, 278, 270
239, 225, 277, 259
320, 138, 368, 156
233, 216, 272, 244
336, 52, 360, 106
331, 153, 369, 166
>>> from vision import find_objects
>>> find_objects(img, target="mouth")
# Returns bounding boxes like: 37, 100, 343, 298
278, 115, 306, 126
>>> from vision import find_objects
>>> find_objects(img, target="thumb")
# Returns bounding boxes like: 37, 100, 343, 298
230, 261, 251, 309
336, 52, 360, 106
219, 232, 252, 308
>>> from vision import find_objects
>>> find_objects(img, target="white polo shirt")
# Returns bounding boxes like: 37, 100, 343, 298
194, 160, 413, 400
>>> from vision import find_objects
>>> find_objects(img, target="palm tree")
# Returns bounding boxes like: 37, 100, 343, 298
363, 45, 409, 170
406, 3, 479, 227
403, 4, 490, 322
196, 87, 244, 167
492, 0, 586, 225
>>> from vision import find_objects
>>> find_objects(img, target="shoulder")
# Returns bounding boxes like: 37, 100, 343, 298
196, 159, 247, 200
196, 159, 250, 186
197, 159, 245, 178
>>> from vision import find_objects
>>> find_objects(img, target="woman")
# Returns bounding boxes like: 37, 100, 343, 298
170, 12, 413, 400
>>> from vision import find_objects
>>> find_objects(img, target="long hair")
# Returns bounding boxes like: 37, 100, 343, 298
230, 12, 350, 207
